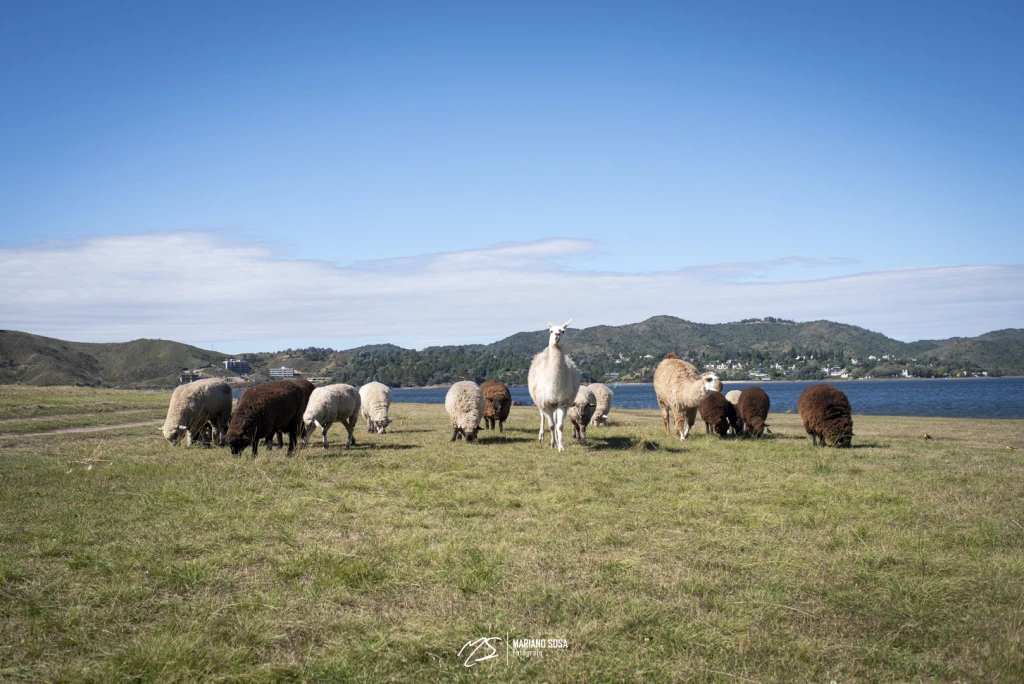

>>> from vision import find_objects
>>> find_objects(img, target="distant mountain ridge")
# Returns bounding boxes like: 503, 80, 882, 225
1, 317, 1021, 388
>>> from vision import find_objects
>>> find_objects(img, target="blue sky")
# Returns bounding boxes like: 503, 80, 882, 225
1, 1, 1021, 352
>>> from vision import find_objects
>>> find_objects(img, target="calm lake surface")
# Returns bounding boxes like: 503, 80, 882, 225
393, 378, 1024, 419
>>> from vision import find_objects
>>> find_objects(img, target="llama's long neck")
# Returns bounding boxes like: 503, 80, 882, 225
548, 343, 565, 370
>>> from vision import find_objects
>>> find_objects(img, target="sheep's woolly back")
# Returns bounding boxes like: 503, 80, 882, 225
798, 384, 853, 447
304, 384, 360, 427
162, 378, 232, 439
445, 381, 485, 431
725, 390, 742, 406
527, 346, 581, 411
588, 383, 613, 424
359, 382, 392, 422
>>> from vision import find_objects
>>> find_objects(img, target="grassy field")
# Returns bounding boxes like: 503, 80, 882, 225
1, 386, 1022, 682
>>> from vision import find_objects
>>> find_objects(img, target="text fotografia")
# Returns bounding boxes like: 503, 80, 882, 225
511, 638, 569, 658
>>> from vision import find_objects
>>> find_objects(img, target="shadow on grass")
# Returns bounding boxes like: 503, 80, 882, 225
589, 436, 676, 453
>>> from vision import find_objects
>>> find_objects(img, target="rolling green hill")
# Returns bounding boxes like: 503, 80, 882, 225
0, 331, 228, 388
2, 319, 1021, 388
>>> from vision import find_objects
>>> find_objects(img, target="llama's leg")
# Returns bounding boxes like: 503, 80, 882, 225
681, 407, 698, 440
553, 407, 567, 451
537, 410, 546, 442
658, 400, 671, 436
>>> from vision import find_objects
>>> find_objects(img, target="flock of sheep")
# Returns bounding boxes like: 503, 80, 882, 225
160, 319, 854, 455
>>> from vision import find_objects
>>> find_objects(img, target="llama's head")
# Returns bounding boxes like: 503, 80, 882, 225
702, 373, 721, 394
545, 318, 573, 348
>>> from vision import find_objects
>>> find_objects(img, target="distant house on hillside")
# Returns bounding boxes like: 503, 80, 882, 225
270, 367, 296, 378
224, 359, 251, 374
179, 373, 201, 384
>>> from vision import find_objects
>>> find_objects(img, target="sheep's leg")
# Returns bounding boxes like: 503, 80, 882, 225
451, 428, 460, 442
321, 423, 330, 449
658, 400, 672, 437
499, 419, 504, 433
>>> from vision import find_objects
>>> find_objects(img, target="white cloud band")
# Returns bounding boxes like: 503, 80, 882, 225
1, 232, 1020, 349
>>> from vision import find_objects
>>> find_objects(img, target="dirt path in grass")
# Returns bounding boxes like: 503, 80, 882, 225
0, 420, 163, 438
0, 408, 156, 425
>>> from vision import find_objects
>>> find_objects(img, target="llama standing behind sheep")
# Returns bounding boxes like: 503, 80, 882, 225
480, 380, 511, 432
302, 384, 361, 448
653, 353, 721, 440
445, 381, 485, 442
798, 384, 853, 448
162, 378, 233, 446
588, 382, 614, 426
359, 382, 393, 434
568, 385, 597, 442
527, 319, 581, 452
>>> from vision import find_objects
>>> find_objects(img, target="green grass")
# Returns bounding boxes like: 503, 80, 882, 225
1, 387, 1022, 682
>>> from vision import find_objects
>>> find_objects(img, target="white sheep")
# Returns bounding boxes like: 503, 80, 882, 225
301, 384, 361, 448
445, 381, 485, 442
527, 319, 582, 452
568, 385, 597, 442
653, 354, 721, 440
725, 389, 744, 435
359, 381, 393, 434
588, 382, 614, 426
161, 378, 233, 447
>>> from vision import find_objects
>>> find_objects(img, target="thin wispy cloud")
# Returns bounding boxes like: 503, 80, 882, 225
0, 232, 1019, 350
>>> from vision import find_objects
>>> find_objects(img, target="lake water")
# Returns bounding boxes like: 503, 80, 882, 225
392, 378, 1024, 419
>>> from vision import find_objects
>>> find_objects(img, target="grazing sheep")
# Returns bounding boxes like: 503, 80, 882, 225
226, 381, 308, 456
445, 381, 485, 442
798, 384, 853, 448
588, 382, 614, 426
264, 378, 317, 451
699, 391, 739, 438
480, 380, 512, 432
528, 319, 582, 452
737, 386, 771, 438
162, 378, 232, 447
301, 384, 361, 449
359, 381, 393, 434
567, 385, 597, 442
653, 353, 721, 440
724, 389, 744, 435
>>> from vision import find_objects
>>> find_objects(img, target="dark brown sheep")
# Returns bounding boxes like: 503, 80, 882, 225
699, 391, 739, 437
227, 381, 308, 456
480, 380, 512, 432
737, 386, 770, 438
797, 384, 853, 448
265, 378, 317, 450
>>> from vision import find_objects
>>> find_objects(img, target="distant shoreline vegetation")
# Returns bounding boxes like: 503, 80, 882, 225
1, 316, 1021, 389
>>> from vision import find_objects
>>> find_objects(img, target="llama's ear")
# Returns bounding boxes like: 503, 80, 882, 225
545, 318, 553, 329
563, 318, 573, 328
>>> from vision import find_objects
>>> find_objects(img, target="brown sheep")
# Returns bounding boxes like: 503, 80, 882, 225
737, 386, 770, 439
266, 378, 316, 450
699, 391, 739, 437
653, 353, 721, 440
227, 381, 308, 456
480, 380, 512, 432
798, 384, 853, 448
